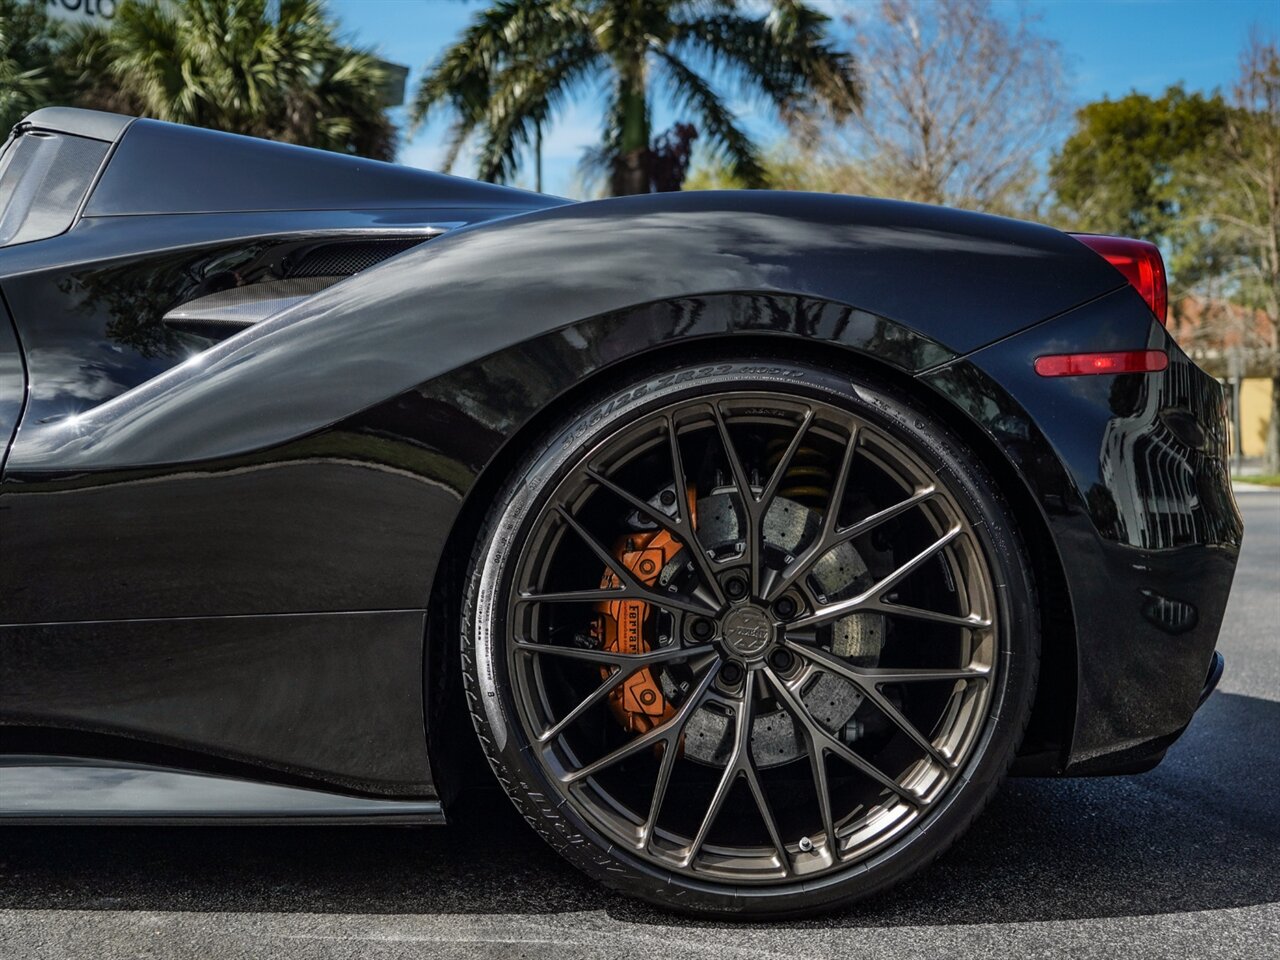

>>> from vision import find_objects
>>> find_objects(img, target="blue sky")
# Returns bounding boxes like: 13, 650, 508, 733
330, 0, 1278, 196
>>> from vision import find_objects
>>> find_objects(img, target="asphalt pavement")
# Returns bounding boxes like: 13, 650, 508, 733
1, 489, 1277, 959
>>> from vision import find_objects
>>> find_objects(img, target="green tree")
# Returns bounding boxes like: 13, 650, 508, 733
0, 0, 60, 133
1180, 34, 1280, 471
1050, 54, 1280, 473
412, 0, 860, 196
1049, 86, 1229, 243
65, 0, 395, 159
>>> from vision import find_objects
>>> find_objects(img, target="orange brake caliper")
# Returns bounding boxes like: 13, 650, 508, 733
592, 492, 696, 736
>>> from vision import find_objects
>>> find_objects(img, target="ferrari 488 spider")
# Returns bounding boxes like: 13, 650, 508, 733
0, 108, 1240, 917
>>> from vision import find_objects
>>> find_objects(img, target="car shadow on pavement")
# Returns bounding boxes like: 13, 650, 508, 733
1, 692, 1276, 928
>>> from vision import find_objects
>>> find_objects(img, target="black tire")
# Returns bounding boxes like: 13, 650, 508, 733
461, 356, 1038, 918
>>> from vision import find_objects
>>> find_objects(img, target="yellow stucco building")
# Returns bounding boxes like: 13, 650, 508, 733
1239, 377, 1274, 458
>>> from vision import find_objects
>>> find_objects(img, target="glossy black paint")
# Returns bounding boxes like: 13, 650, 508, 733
0, 612, 432, 795
2, 218, 444, 428
0, 112, 1240, 809
8, 190, 1124, 472
85, 117, 561, 217
924, 288, 1241, 770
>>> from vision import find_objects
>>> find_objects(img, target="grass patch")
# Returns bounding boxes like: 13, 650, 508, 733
1234, 474, 1280, 487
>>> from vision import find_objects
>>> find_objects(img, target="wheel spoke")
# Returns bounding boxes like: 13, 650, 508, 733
711, 403, 761, 593
519, 586, 626, 606
513, 640, 714, 668
854, 666, 990, 684
530, 505, 716, 617
735, 680, 790, 872
640, 666, 716, 845
681, 750, 739, 869
788, 525, 964, 630
838, 485, 937, 539
519, 584, 712, 619
865, 687, 954, 768
743, 756, 790, 872
563, 664, 717, 785
641, 740, 679, 846
764, 666, 920, 807
534, 647, 717, 745
761, 670, 835, 850
810, 736, 837, 853
787, 644, 955, 769
758, 409, 816, 517
553, 505, 630, 580
858, 600, 990, 630
585, 456, 724, 607
764, 424, 860, 602
712, 403, 818, 598
680, 680, 761, 869
711, 404, 755, 517
827, 423, 860, 537
538, 668, 629, 743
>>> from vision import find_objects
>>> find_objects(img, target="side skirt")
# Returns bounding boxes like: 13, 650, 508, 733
0, 756, 444, 825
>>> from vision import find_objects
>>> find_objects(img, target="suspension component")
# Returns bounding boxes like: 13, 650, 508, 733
764, 435, 832, 508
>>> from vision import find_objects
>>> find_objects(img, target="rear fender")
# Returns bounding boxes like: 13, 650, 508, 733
7, 191, 1122, 474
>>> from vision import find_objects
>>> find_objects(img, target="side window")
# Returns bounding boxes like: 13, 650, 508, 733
0, 131, 109, 248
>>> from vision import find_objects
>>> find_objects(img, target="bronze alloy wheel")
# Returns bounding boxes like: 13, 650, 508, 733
465, 359, 1036, 916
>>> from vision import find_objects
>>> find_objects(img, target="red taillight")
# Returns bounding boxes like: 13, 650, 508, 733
1034, 350, 1169, 377
1071, 234, 1168, 325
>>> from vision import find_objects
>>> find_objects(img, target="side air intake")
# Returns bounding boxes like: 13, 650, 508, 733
161, 234, 432, 339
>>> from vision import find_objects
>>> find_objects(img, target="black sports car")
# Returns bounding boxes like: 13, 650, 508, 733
0, 108, 1241, 917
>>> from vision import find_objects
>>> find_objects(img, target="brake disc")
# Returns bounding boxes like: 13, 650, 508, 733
671, 491, 886, 768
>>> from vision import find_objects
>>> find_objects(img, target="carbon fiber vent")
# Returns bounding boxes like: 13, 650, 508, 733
286, 238, 424, 278
163, 233, 435, 341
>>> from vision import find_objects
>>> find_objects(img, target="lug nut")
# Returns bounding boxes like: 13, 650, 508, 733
659, 489, 676, 506
768, 648, 794, 672
774, 596, 798, 620
720, 661, 744, 686
689, 617, 715, 641
724, 574, 749, 600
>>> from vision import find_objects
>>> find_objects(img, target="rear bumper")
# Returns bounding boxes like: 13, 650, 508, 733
1199, 651, 1225, 708
923, 287, 1242, 776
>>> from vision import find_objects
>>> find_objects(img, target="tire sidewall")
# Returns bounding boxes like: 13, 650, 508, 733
464, 357, 1037, 917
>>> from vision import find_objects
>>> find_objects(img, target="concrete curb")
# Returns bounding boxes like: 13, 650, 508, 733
1232, 481, 1279, 493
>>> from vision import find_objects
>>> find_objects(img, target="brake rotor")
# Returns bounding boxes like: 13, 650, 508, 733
679, 491, 883, 767
592, 482, 885, 769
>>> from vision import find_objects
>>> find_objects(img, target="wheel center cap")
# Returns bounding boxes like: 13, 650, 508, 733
720, 605, 775, 659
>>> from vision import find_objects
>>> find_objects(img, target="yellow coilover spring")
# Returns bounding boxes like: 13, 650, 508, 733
763, 437, 832, 508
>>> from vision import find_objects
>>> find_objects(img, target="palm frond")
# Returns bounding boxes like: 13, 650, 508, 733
410, 0, 586, 129
657, 50, 765, 187
92, 0, 391, 158
477, 34, 601, 182
673, 1, 861, 126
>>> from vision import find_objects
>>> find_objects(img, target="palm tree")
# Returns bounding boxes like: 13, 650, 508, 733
65, 0, 394, 160
0, 0, 59, 133
412, 0, 860, 195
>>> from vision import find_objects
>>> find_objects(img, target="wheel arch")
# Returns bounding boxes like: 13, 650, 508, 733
423, 328, 1078, 804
